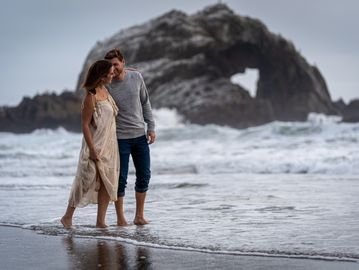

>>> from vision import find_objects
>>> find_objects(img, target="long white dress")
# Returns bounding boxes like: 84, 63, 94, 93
68, 94, 119, 207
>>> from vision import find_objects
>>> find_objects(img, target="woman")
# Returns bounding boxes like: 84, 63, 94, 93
61, 60, 119, 228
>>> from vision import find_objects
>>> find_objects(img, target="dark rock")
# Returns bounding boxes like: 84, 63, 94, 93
2, 4, 357, 133
76, 3, 337, 127
341, 99, 359, 122
0, 91, 81, 133
332, 98, 347, 112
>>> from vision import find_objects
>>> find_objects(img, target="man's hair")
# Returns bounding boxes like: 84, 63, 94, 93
104, 48, 124, 61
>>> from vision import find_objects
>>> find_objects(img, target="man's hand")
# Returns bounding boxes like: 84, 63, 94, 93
147, 131, 156, 144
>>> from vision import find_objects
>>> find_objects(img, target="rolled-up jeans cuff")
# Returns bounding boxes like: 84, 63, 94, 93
117, 191, 125, 198
135, 187, 148, 193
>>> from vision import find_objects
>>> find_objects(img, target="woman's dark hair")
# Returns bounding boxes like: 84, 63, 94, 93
104, 48, 124, 61
81, 60, 113, 94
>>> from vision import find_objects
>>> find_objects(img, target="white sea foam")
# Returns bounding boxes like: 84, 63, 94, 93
0, 111, 358, 176
151, 108, 184, 129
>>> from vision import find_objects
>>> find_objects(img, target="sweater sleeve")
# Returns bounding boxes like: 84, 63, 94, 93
139, 73, 155, 132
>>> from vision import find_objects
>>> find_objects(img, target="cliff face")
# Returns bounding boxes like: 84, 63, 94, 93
0, 92, 81, 133
1, 4, 354, 133
75, 4, 337, 128
340, 99, 359, 122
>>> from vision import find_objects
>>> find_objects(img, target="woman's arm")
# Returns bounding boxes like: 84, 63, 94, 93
82, 94, 98, 161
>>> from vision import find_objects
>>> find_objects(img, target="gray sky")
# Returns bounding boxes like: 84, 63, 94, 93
0, 0, 358, 106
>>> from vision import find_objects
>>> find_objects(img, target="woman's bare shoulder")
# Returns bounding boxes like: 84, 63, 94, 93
82, 92, 96, 110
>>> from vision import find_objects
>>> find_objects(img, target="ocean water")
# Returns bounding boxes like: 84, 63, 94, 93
0, 109, 358, 262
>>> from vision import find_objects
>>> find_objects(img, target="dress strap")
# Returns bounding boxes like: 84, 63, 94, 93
91, 93, 99, 118
107, 94, 119, 116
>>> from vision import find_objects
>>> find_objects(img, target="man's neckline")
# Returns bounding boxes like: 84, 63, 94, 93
114, 70, 128, 82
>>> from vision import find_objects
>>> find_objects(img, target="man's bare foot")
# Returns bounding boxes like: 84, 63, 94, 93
61, 216, 72, 229
96, 222, 108, 228
133, 217, 149, 226
117, 218, 128, 226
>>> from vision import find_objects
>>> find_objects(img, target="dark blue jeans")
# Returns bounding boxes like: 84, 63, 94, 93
117, 135, 151, 197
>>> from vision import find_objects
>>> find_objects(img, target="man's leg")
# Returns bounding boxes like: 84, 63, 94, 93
132, 135, 151, 225
115, 196, 127, 226
115, 139, 131, 226
134, 192, 148, 225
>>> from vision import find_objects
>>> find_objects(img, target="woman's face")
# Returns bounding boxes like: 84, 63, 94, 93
103, 66, 114, 85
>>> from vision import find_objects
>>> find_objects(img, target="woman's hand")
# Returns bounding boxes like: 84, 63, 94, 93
89, 148, 99, 161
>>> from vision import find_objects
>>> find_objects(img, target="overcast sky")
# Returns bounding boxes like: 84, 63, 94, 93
0, 0, 358, 106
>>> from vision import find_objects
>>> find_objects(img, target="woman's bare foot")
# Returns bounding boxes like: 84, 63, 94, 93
96, 222, 108, 228
133, 217, 149, 226
117, 217, 128, 226
61, 216, 73, 229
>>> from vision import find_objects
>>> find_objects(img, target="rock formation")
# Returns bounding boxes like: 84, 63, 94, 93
0, 91, 81, 133
76, 3, 337, 128
340, 99, 359, 122
1, 3, 357, 133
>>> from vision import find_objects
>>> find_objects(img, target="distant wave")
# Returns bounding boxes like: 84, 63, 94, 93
30, 127, 73, 135
0, 112, 358, 176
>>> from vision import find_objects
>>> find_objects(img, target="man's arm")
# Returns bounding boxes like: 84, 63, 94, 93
139, 73, 156, 144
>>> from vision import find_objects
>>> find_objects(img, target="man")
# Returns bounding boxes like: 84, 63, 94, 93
104, 48, 156, 226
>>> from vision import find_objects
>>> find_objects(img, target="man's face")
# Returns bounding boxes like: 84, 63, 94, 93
110, 58, 125, 79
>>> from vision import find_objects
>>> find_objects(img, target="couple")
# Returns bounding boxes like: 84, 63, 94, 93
61, 48, 156, 228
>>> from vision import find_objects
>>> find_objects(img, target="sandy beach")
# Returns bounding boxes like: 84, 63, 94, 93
0, 226, 357, 270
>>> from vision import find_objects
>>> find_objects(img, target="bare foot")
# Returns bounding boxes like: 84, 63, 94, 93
133, 217, 149, 226
61, 216, 72, 229
117, 218, 128, 226
96, 222, 108, 228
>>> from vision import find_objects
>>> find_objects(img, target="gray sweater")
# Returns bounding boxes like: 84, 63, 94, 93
107, 70, 155, 139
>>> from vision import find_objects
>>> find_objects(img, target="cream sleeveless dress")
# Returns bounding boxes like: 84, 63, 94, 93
68, 94, 119, 207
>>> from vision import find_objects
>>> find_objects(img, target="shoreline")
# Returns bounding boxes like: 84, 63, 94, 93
1, 226, 358, 270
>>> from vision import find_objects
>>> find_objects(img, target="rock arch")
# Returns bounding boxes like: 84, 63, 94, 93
76, 4, 336, 128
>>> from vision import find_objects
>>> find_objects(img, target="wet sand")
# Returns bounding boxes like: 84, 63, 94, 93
0, 226, 358, 270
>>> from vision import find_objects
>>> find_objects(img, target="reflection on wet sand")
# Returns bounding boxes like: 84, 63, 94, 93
62, 236, 152, 270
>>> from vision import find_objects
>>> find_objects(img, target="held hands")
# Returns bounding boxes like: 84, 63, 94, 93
147, 131, 156, 144
89, 148, 100, 161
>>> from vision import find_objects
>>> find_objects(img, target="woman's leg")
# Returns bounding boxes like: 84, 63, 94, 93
96, 178, 110, 228
61, 206, 75, 229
